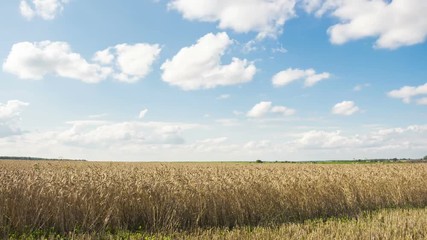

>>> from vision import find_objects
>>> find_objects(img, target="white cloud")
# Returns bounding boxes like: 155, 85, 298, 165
305, 0, 427, 49
92, 49, 114, 65
161, 32, 256, 90
301, 0, 323, 14
247, 101, 295, 118
112, 44, 161, 83
0, 100, 29, 121
388, 83, 427, 104
272, 68, 330, 87
271, 106, 296, 116
20, 0, 69, 20
58, 121, 144, 146
295, 125, 427, 153
3, 41, 161, 84
3, 41, 112, 83
169, 0, 427, 49
93, 43, 161, 83
332, 101, 360, 116
169, 0, 427, 48
55, 120, 200, 147
190, 137, 232, 152
296, 130, 361, 149
20, 1, 36, 19
138, 109, 148, 119
0, 100, 29, 137
1, 119, 427, 161
242, 40, 258, 53
247, 101, 272, 118
168, 0, 296, 39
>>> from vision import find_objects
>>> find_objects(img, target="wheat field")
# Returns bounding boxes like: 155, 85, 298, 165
1, 160, 427, 238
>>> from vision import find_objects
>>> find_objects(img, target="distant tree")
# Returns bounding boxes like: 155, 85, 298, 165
256, 159, 263, 163
423, 155, 427, 160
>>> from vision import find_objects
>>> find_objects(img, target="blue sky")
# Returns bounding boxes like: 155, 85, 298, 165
0, 0, 426, 161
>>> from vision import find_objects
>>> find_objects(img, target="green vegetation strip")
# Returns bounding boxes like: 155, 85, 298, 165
6, 208, 427, 239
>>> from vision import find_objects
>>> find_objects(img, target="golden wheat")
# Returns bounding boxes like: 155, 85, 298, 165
1, 161, 427, 237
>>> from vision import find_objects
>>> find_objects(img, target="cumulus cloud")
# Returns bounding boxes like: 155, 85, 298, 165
272, 68, 330, 87
161, 32, 256, 90
92, 49, 114, 65
3, 41, 112, 83
58, 121, 145, 146
247, 101, 272, 118
94, 44, 162, 83
168, 0, 427, 49
168, 0, 427, 48
0, 100, 29, 120
56, 120, 200, 147
295, 125, 427, 152
331, 101, 360, 116
0, 100, 29, 137
3, 41, 161, 83
304, 0, 427, 49
1, 120, 427, 161
388, 83, 427, 104
247, 101, 295, 118
168, 0, 296, 39
20, 0, 69, 20
296, 130, 361, 149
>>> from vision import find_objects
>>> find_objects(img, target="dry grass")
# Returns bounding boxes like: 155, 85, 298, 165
1, 161, 427, 237
172, 208, 427, 240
